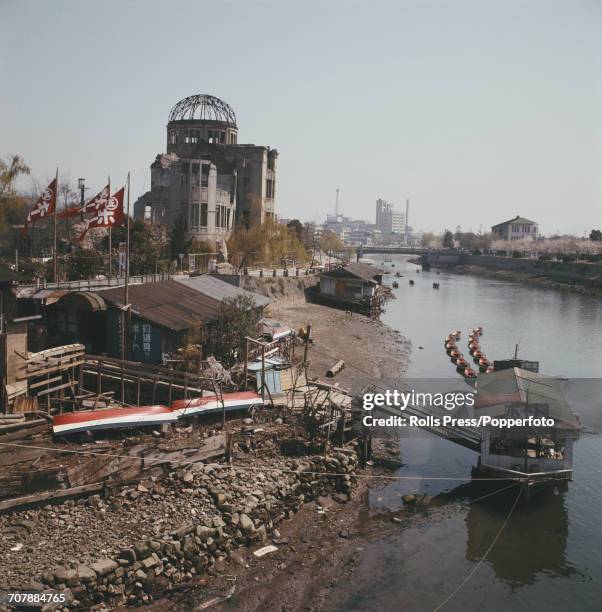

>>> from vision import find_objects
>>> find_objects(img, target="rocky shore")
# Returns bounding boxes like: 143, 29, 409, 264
1, 436, 358, 609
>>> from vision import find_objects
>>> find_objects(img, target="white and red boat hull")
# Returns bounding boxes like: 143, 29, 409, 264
170, 391, 263, 418
52, 405, 177, 436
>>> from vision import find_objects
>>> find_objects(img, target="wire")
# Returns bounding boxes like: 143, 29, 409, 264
430, 484, 523, 612
0, 440, 535, 483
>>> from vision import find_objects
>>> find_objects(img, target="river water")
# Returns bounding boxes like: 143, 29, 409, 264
325, 255, 602, 612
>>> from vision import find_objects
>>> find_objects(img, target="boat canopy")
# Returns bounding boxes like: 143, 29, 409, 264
475, 368, 580, 431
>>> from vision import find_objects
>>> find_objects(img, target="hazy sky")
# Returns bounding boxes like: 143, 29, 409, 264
1, 0, 601, 235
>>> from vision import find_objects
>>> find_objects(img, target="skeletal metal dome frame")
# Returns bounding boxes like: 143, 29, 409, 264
168, 94, 237, 126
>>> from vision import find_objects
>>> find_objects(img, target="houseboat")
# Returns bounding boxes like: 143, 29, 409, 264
471, 367, 581, 491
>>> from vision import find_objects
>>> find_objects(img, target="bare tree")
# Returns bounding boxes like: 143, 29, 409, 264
0, 155, 30, 199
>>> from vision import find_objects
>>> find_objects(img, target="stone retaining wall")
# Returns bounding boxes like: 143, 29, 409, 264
31, 453, 357, 610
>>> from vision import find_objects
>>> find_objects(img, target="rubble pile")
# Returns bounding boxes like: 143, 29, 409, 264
0, 452, 357, 609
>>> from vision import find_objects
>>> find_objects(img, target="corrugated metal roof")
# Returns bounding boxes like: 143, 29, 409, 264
98, 278, 267, 332
99, 281, 222, 331
475, 368, 580, 430
174, 275, 271, 308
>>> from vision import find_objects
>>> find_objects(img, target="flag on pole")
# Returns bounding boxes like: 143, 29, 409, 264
22, 178, 57, 234
58, 183, 110, 218
77, 186, 125, 241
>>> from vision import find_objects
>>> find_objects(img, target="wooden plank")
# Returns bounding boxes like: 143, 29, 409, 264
4, 380, 27, 400
30, 375, 63, 390
26, 354, 84, 373
0, 447, 49, 468
0, 482, 105, 512
0, 423, 49, 442
18, 360, 85, 381
26, 344, 85, 362
35, 381, 78, 397
0, 418, 47, 435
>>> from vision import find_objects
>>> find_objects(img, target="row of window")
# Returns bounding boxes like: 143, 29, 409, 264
510, 225, 535, 233
188, 203, 232, 230
180, 174, 209, 187
169, 130, 237, 145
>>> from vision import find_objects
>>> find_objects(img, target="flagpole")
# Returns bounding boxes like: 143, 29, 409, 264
125, 171, 130, 301
108, 175, 112, 278
121, 172, 131, 362
53, 168, 58, 283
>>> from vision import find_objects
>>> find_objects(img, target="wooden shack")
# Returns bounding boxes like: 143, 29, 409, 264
310, 262, 384, 315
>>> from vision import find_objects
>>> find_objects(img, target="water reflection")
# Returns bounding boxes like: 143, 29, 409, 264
462, 483, 577, 585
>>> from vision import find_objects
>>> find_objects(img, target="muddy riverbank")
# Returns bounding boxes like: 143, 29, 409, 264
268, 302, 411, 394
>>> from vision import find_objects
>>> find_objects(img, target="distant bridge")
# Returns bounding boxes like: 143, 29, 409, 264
357, 246, 431, 256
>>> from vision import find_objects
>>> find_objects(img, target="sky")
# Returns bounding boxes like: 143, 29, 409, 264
1, 0, 601, 235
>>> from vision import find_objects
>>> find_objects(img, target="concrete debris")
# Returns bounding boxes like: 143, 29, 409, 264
252, 544, 278, 558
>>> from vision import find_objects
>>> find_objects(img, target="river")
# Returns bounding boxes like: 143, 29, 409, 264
323, 255, 602, 612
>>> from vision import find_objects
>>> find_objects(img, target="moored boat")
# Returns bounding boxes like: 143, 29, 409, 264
456, 357, 468, 369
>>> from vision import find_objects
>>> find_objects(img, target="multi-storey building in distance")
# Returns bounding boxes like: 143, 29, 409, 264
375, 198, 405, 235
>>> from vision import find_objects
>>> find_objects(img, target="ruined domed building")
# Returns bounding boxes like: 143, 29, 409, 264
133, 94, 278, 247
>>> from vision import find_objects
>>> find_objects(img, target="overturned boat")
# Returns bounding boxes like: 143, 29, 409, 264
52, 405, 177, 436
170, 391, 263, 418
52, 391, 264, 436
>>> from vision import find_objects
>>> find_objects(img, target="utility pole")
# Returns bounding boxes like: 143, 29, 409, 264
52, 169, 59, 283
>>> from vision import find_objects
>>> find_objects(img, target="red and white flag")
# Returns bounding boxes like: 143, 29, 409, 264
77, 186, 125, 241
58, 183, 110, 219
22, 178, 57, 233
